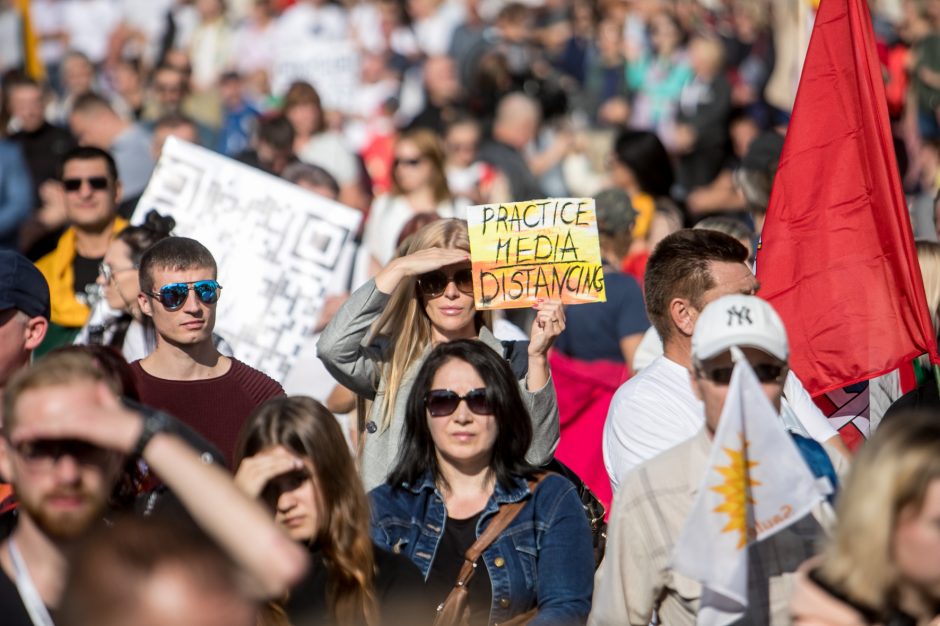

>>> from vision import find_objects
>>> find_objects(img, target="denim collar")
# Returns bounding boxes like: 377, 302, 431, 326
402, 471, 532, 504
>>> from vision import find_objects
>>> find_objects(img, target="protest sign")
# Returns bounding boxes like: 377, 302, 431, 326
270, 39, 360, 114
466, 198, 607, 310
132, 137, 362, 383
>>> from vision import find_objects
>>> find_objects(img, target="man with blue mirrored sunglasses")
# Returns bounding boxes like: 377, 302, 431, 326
130, 237, 284, 466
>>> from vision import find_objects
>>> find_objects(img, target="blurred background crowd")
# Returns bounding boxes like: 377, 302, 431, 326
0, 0, 937, 275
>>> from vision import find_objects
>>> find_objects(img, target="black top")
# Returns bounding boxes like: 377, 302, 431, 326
808, 567, 918, 626
427, 513, 492, 626
884, 379, 940, 423
286, 542, 426, 626
10, 121, 76, 207
73, 253, 102, 307
0, 557, 53, 626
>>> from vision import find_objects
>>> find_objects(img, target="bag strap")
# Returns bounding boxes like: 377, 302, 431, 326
452, 472, 549, 588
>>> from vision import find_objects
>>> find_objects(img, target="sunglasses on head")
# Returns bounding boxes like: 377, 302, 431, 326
63, 176, 110, 192
14, 438, 114, 467
698, 363, 786, 385
417, 268, 474, 298
425, 388, 492, 417
150, 280, 222, 311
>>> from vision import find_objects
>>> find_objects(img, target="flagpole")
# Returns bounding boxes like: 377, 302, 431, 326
933, 363, 940, 397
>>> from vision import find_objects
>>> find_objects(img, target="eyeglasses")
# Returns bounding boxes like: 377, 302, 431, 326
98, 261, 137, 282
417, 268, 474, 298
425, 388, 492, 417
63, 176, 109, 192
150, 280, 222, 311
13, 438, 115, 469
394, 156, 425, 168
697, 363, 786, 385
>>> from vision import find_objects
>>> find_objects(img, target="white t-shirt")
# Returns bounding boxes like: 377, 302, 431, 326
603, 354, 839, 492
275, 3, 348, 44
362, 195, 464, 267
62, 0, 122, 64
298, 132, 359, 186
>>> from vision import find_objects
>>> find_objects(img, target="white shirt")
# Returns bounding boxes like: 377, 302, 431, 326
603, 354, 839, 492
62, 0, 121, 64
362, 195, 464, 267
275, 3, 348, 44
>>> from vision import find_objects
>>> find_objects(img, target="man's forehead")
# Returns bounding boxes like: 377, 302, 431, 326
63, 157, 109, 176
150, 265, 216, 285
10, 381, 102, 430
706, 260, 759, 293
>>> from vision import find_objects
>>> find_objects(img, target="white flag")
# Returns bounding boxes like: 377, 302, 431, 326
671, 357, 832, 625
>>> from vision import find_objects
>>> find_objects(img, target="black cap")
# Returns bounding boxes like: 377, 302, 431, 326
0, 251, 51, 319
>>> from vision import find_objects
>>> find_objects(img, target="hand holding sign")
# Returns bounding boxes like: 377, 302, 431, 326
529, 299, 566, 357
466, 198, 607, 309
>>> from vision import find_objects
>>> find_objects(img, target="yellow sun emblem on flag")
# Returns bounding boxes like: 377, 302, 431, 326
711, 434, 760, 549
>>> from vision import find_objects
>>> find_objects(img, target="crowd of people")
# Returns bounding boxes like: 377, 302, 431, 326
1, 0, 940, 624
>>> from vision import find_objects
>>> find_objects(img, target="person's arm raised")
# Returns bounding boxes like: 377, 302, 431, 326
318, 247, 470, 397
11, 385, 309, 599
373, 247, 471, 294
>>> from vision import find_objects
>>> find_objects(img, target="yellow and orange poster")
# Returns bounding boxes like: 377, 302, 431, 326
466, 198, 607, 310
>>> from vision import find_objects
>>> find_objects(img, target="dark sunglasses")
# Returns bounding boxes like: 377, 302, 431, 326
63, 176, 109, 192
698, 363, 786, 385
417, 268, 474, 298
425, 388, 492, 417
150, 280, 222, 311
14, 438, 114, 467
394, 156, 424, 168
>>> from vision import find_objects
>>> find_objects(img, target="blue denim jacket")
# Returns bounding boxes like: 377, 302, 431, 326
369, 472, 594, 626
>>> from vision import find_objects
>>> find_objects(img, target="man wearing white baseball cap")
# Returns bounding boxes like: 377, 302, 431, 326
590, 294, 846, 626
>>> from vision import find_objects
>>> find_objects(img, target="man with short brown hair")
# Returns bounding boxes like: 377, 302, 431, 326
603, 229, 843, 490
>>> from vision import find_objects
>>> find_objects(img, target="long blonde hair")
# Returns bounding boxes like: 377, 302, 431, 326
818, 412, 940, 615
369, 218, 491, 430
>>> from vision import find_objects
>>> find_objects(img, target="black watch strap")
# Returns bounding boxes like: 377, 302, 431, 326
124, 399, 176, 457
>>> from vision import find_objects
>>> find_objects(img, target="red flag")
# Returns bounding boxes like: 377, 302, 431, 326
756, 0, 939, 397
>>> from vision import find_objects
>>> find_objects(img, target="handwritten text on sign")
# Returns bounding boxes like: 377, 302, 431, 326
467, 198, 607, 309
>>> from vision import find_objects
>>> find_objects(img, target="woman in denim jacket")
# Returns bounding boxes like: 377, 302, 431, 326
369, 340, 594, 626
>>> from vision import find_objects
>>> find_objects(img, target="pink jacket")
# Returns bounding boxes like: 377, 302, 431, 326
549, 350, 629, 514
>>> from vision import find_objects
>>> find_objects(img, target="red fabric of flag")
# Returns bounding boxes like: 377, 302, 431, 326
756, 0, 939, 396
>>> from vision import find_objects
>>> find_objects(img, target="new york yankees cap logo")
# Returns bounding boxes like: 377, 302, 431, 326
692, 294, 788, 362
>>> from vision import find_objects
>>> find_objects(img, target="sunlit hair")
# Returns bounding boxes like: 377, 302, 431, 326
234, 397, 378, 626
644, 229, 748, 342
818, 412, 940, 615
915, 240, 940, 370
369, 219, 492, 431
916, 240, 940, 331
390, 128, 452, 204
2, 349, 121, 435
138, 237, 217, 294
60, 515, 255, 626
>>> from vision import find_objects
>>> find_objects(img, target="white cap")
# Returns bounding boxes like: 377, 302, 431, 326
692, 294, 788, 362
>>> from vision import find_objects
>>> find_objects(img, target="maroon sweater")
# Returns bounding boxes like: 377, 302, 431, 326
130, 358, 284, 467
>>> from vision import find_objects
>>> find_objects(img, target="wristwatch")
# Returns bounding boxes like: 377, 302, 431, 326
124, 399, 177, 457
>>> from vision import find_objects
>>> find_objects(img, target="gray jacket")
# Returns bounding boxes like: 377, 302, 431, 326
317, 279, 560, 491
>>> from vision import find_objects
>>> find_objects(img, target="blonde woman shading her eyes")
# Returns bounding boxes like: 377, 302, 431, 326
317, 218, 563, 491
